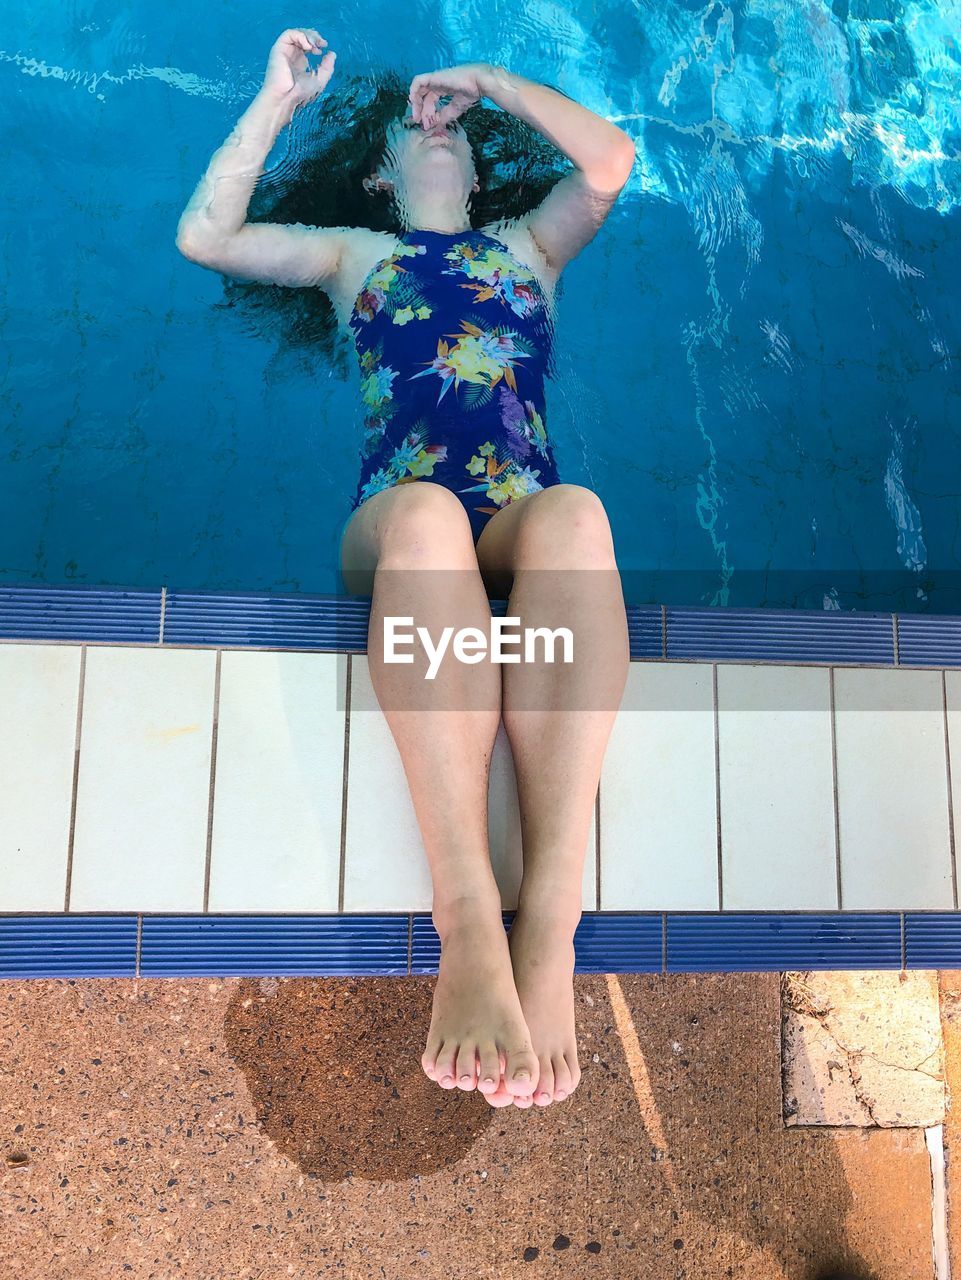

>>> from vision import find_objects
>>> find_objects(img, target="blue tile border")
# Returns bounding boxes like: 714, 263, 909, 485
4, 911, 957, 977
665, 912, 904, 971
898, 616, 961, 667
0, 585, 161, 645
0, 915, 139, 978
139, 915, 410, 976
164, 590, 372, 651
5, 580, 954, 666
665, 607, 896, 664
573, 913, 664, 972
905, 912, 961, 968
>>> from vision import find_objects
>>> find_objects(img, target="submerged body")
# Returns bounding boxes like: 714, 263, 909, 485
176, 36, 635, 1110
344, 225, 562, 541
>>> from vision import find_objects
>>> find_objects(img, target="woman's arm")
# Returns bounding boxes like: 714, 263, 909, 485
483, 66, 635, 275
480, 64, 635, 191
176, 28, 343, 288
409, 62, 635, 275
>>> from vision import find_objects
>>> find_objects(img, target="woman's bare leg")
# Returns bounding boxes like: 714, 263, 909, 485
475, 484, 629, 1106
340, 481, 539, 1102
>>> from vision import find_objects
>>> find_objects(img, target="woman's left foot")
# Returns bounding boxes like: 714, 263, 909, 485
485, 905, 581, 1107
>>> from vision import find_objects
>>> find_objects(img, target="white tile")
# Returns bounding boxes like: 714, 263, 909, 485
207, 651, 346, 912
343, 656, 431, 911
600, 662, 718, 910
0, 644, 81, 910
943, 671, 961, 907
70, 646, 216, 911
835, 667, 953, 909
718, 664, 837, 910
343, 657, 596, 912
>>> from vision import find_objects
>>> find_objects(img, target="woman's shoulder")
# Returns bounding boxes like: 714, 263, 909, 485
327, 227, 402, 320
334, 226, 401, 280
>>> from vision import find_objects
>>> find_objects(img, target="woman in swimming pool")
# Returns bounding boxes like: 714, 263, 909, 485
177, 28, 633, 1109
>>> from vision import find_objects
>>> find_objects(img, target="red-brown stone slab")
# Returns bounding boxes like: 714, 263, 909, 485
0, 973, 935, 1278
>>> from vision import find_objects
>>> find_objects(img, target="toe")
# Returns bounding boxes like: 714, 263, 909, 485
533, 1056, 554, 1107
504, 1046, 539, 1100
560, 1053, 582, 1100
568, 1054, 582, 1093
477, 1042, 500, 1095
455, 1043, 478, 1091
421, 1030, 442, 1080
484, 1080, 515, 1108
434, 1042, 458, 1089
551, 1055, 574, 1101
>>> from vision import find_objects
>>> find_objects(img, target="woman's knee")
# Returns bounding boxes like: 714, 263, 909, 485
376, 482, 476, 566
514, 484, 616, 567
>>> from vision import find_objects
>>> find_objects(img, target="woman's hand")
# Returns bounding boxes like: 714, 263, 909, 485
408, 62, 492, 129
262, 28, 336, 112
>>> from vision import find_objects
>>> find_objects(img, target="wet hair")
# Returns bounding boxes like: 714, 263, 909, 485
215, 70, 572, 367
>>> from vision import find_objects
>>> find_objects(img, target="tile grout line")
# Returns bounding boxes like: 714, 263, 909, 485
892, 612, 899, 666
900, 912, 906, 971
407, 914, 413, 976
63, 645, 87, 912
338, 653, 352, 914
201, 651, 222, 914
942, 669, 958, 910
159, 585, 167, 645
135, 913, 143, 979
661, 913, 667, 974
713, 663, 723, 911
829, 666, 843, 910
594, 783, 602, 911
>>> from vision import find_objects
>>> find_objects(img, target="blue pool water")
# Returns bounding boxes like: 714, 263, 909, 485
1, 2, 959, 611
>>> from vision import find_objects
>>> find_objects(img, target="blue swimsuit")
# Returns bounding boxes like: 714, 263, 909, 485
347, 227, 563, 543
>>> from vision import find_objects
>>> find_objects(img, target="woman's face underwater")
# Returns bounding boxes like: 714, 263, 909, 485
374, 110, 478, 204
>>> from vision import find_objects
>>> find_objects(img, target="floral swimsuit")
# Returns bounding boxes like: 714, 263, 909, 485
347, 227, 563, 543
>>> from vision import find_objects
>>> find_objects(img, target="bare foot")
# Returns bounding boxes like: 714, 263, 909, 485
506, 906, 581, 1107
421, 897, 540, 1102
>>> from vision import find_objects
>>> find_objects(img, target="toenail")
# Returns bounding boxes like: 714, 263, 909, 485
459, 1074, 471, 1083
555, 1091, 567, 1100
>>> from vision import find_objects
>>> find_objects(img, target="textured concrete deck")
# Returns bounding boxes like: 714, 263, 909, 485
0, 972, 945, 1278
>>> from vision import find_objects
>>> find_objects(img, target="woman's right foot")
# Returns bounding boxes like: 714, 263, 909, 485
421, 895, 540, 1102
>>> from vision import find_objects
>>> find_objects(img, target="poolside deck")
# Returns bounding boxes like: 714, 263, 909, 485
2, 968, 957, 1278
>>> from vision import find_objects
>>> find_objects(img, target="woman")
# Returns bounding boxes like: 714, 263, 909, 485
177, 29, 633, 1109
